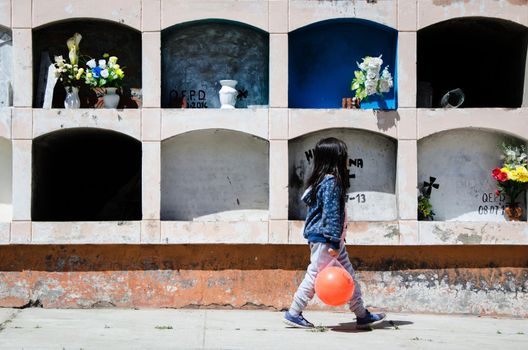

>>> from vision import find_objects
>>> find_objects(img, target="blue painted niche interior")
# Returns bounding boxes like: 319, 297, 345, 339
289, 19, 398, 109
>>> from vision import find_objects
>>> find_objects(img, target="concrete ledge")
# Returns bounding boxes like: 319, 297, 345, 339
0, 222, 9, 244
417, 0, 528, 29
33, 109, 141, 140
419, 221, 528, 245
31, 221, 141, 244
0, 107, 11, 139
417, 108, 528, 140
288, 220, 402, 245
161, 108, 269, 140
289, 0, 397, 31
288, 109, 399, 140
161, 0, 269, 32
1, 219, 528, 245
32, 0, 142, 30
160, 221, 269, 244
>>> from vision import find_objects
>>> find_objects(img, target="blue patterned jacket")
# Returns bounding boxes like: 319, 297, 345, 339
302, 175, 344, 250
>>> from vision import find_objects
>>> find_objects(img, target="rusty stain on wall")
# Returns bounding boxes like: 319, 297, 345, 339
0, 245, 527, 316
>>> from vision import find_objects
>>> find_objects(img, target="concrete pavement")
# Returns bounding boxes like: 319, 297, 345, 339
0, 308, 526, 349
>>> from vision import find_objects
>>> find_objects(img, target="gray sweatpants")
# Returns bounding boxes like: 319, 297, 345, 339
289, 242, 367, 318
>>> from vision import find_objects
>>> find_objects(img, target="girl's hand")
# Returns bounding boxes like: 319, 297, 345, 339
328, 248, 338, 258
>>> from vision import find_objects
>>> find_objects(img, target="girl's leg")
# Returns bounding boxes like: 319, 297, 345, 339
336, 243, 367, 318
288, 243, 332, 316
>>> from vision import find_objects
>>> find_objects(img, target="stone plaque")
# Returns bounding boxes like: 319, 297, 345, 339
289, 129, 397, 221
161, 130, 269, 221
418, 129, 527, 221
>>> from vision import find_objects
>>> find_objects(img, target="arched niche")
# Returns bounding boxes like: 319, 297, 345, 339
289, 128, 397, 221
32, 128, 142, 221
289, 19, 398, 109
418, 128, 527, 221
32, 20, 142, 108
0, 26, 12, 108
161, 20, 269, 108
0, 137, 11, 221
161, 129, 269, 221
417, 17, 528, 108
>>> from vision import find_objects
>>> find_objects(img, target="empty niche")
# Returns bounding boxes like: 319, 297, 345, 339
417, 17, 528, 108
289, 19, 397, 109
0, 137, 11, 221
0, 26, 12, 107
161, 20, 269, 108
32, 20, 142, 108
418, 129, 527, 221
161, 130, 269, 221
32, 128, 142, 221
289, 129, 397, 221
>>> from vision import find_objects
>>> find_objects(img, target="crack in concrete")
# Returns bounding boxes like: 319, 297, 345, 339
0, 310, 21, 333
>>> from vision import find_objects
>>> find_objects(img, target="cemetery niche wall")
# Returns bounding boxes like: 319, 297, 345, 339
418, 128, 527, 222
32, 20, 142, 108
0, 26, 12, 108
288, 18, 397, 109
161, 129, 269, 221
289, 129, 397, 221
32, 128, 142, 221
417, 17, 528, 108
161, 20, 269, 109
0, 137, 11, 222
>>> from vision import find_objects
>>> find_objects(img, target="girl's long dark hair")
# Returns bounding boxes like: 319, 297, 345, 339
305, 137, 350, 209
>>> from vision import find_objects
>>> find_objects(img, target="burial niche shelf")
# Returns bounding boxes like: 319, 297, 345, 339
0, 137, 11, 222
161, 20, 269, 109
417, 17, 528, 108
32, 20, 142, 108
0, 26, 12, 108
32, 128, 142, 221
161, 129, 269, 221
288, 128, 397, 221
289, 19, 397, 109
418, 128, 527, 222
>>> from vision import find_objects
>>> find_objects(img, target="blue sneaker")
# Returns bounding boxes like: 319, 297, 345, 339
283, 311, 315, 329
356, 309, 386, 329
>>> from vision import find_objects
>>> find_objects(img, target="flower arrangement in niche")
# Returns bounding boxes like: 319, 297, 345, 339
85, 53, 125, 108
53, 33, 84, 108
351, 55, 393, 104
491, 142, 528, 221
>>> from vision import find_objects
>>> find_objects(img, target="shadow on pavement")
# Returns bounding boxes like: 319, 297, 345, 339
330, 320, 414, 333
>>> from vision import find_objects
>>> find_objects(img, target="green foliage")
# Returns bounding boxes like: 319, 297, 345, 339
418, 195, 435, 221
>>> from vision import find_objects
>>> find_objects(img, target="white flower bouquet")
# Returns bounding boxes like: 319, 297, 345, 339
351, 55, 393, 101
53, 33, 85, 88
84, 53, 125, 88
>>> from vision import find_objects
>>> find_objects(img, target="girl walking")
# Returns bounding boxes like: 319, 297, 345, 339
284, 137, 386, 330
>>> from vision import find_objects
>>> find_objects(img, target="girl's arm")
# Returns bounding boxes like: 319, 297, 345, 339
319, 178, 343, 250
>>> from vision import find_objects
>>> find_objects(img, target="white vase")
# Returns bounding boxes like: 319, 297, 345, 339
219, 80, 238, 109
103, 87, 120, 108
64, 86, 80, 109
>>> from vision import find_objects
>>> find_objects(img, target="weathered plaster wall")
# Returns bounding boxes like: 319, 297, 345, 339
161, 130, 269, 221
0, 245, 526, 317
161, 21, 269, 108
418, 129, 527, 221
0, 137, 11, 221
0, 28, 12, 107
289, 129, 397, 221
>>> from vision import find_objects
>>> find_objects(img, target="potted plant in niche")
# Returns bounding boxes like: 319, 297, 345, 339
350, 55, 393, 109
491, 142, 528, 221
85, 53, 125, 108
53, 33, 84, 109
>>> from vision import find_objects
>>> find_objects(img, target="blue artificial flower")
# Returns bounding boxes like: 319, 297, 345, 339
92, 66, 102, 78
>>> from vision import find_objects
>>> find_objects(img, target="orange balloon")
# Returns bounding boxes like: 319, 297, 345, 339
314, 266, 355, 306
